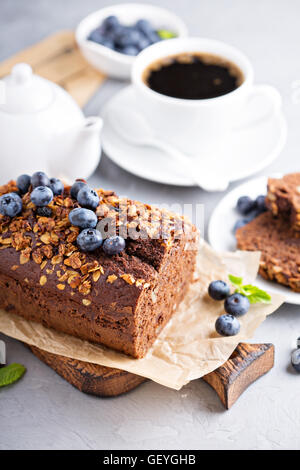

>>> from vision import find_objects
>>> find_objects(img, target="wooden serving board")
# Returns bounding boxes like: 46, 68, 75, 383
29, 342, 274, 408
0, 30, 106, 107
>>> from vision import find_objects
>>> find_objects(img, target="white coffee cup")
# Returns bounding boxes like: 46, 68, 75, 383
131, 37, 282, 156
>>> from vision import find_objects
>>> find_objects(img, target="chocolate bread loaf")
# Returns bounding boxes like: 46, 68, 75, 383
236, 211, 300, 292
0, 179, 198, 358
266, 173, 300, 230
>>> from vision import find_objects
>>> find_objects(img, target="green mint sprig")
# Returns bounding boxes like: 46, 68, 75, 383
157, 29, 177, 39
0, 363, 26, 388
228, 274, 271, 304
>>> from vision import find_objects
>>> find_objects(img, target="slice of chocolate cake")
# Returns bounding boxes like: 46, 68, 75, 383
236, 211, 300, 292
266, 173, 300, 230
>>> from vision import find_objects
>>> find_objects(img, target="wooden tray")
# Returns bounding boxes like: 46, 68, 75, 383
29, 342, 274, 408
0, 30, 106, 107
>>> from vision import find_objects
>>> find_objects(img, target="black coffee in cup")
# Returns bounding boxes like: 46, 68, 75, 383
143, 52, 244, 100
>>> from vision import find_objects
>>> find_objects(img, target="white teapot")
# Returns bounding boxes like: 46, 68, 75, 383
0, 63, 103, 184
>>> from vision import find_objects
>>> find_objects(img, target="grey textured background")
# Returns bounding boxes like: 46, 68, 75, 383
1, 0, 300, 450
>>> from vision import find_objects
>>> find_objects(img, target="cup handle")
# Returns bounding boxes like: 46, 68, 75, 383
233, 84, 282, 131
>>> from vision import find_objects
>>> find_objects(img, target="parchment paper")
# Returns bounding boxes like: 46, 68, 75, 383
0, 241, 285, 389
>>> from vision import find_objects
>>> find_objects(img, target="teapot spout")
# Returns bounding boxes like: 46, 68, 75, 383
49, 116, 103, 182
82, 116, 103, 134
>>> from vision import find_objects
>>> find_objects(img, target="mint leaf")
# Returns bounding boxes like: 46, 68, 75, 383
228, 274, 243, 287
0, 363, 26, 387
242, 285, 272, 304
157, 29, 177, 39
228, 275, 271, 305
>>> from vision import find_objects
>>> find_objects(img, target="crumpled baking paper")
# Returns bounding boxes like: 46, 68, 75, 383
0, 241, 285, 390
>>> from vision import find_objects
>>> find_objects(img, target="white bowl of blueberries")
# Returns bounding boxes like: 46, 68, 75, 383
75, 3, 188, 79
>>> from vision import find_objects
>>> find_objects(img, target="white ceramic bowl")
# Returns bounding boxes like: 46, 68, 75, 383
75, 3, 188, 80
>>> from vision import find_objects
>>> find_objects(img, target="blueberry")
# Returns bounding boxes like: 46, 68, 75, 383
77, 228, 103, 252
0, 192, 22, 217
245, 209, 261, 222
88, 30, 114, 48
102, 15, 119, 32
70, 180, 87, 200
115, 27, 142, 48
208, 280, 230, 301
50, 178, 64, 196
77, 186, 100, 210
291, 348, 300, 373
68, 207, 97, 229
31, 186, 53, 207
215, 314, 240, 336
122, 45, 139, 56
146, 30, 161, 44
236, 196, 256, 215
136, 37, 151, 51
233, 219, 248, 234
31, 171, 50, 189
224, 293, 250, 316
255, 195, 267, 213
16, 174, 31, 194
135, 19, 153, 34
37, 206, 52, 217
102, 235, 126, 255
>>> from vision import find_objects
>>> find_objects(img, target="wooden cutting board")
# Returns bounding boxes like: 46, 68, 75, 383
0, 30, 106, 107
29, 342, 274, 408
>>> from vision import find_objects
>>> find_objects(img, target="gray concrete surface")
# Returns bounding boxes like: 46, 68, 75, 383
0, 0, 300, 450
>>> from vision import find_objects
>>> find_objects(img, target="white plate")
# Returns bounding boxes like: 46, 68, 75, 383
208, 174, 300, 305
101, 85, 287, 187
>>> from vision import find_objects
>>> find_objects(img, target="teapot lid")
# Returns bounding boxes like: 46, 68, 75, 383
0, 63, 54, 114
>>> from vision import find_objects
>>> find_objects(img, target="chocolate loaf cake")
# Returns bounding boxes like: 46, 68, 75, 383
266, 173, 300, 230
236, 211, 300, 292
0, 178, 198, 358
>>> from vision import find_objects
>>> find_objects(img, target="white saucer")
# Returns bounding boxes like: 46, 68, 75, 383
208, 174, 300, 305
101, 86, 287, 188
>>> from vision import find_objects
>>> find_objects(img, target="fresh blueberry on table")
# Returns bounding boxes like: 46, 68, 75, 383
70, 180, 87, 200
77, 228, 103, 252
236, 195, 256, 215
68, 207, 97, 229
49, 178, 64, 196
16, 174, 31, 194
36, 206, 52, 217
103, 235, 126, 255
291, 337, 300, 372
31, 171, 50, 189
215, 314, 240, 337
0, 192, 23, 217
77, 186, 100, 210
224, 293, 250, 316
30, 186, 53, 207
208, 280, 230, 300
